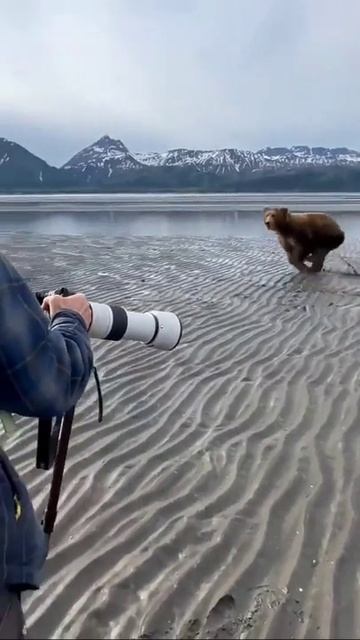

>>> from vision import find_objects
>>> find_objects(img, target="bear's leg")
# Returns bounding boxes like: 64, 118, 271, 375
308, 248, 329, 272
286, 245, 311, 272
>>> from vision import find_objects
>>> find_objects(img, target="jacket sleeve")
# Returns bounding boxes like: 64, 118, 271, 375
0, 254, 93, 418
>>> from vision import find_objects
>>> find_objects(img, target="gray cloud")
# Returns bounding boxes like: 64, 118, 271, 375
1, 0, 360, 165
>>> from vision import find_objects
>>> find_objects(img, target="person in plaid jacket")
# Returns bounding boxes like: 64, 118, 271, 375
0, 254, 93, 638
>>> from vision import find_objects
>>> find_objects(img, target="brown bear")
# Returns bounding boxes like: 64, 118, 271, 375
264, 207, 345, 273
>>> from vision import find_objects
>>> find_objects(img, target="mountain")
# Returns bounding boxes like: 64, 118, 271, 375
62, 137, 360, 185
2, 134, 360, 192
0, 137, 73, 190
136, 145, 360, 174
63, 135, 143, 184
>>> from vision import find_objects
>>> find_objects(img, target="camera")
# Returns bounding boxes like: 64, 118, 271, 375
36, 287, 183, 351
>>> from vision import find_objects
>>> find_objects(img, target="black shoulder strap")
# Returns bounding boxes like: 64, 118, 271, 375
41, 406, 75, 536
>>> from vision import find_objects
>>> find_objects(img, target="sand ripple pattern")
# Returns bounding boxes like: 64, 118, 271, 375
2, 233, 360, 639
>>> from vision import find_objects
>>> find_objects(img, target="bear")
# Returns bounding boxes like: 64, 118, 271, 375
264, 207, 345, 273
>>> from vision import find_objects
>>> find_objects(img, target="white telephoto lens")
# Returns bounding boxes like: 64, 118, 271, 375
88, 303, 182, 351
123, 311, 156, 344
147, 311, 182, 350
88, 302, 114, 339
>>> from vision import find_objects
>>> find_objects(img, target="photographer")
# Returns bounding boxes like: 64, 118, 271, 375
0, 254, 93, 639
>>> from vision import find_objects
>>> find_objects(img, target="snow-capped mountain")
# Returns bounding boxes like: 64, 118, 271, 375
136, 145, 360, 174
63, 135, 143, 183
135, 148, 259, 174
3, 133, 360, 191
255, 145, 360, 170
62, 136, 360, 181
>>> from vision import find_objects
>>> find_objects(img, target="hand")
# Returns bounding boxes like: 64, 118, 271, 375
42, 293, 92, 330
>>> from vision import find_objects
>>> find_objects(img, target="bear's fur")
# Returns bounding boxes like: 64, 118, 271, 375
264, 207, 345, 273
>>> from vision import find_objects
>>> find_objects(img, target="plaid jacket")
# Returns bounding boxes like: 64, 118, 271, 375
0, 254, 93, 590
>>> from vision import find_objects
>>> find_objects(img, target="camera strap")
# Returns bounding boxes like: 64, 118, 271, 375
41, 406, 75, 536
37, 367, 103, 536
93, 366, 103, 423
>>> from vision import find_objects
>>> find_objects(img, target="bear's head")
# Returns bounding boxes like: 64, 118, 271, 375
264, 207, 290, 231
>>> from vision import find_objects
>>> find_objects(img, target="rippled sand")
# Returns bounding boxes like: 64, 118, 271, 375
2, 232, 360, 639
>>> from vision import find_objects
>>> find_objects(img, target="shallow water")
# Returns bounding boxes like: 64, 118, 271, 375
0, 193, 359, 238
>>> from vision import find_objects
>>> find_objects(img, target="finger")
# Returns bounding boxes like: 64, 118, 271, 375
42, 296, 53, 314
41, 297, 50, 311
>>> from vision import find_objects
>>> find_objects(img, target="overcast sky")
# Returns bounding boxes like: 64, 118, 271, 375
1, 0, 360, 165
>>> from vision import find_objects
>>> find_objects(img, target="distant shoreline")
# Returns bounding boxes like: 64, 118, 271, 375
1, 191, 360, 199
3, 187, 360, 195
0, 192, 360, 215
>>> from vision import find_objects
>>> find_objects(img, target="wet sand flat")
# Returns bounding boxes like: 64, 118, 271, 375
2, 232, 360, 639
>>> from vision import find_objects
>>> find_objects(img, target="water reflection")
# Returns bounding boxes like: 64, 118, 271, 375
0, 210, 270, 238
0, 202, 358, 238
